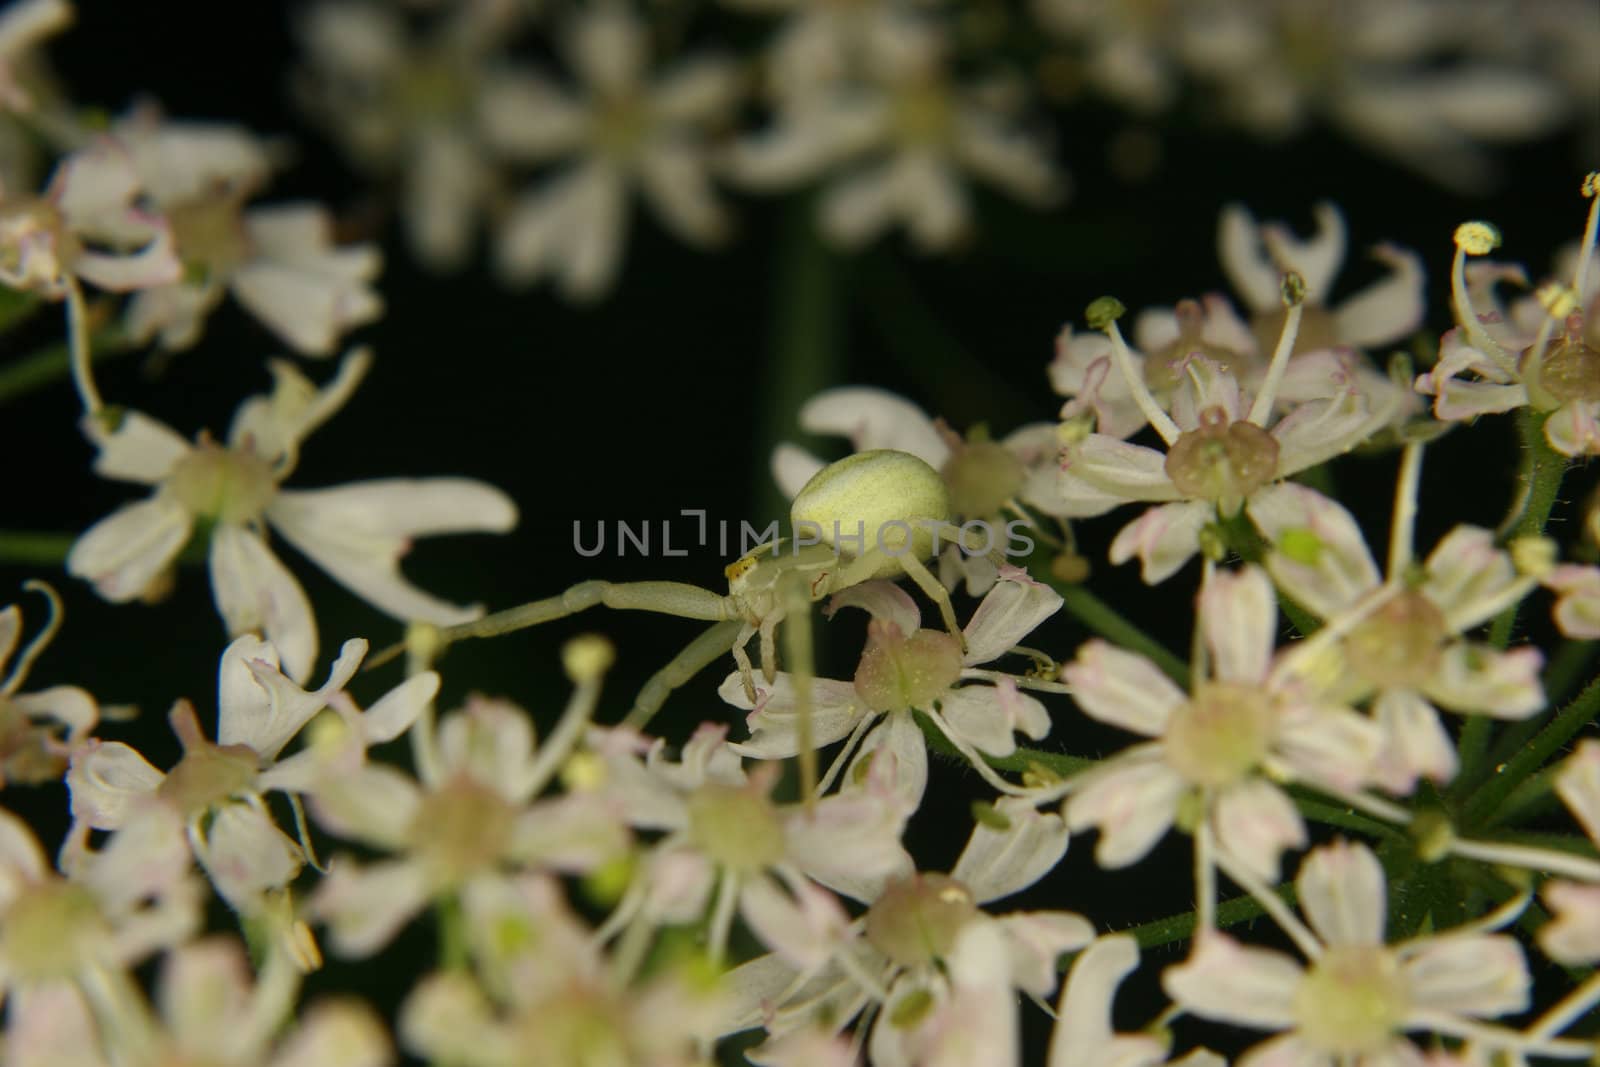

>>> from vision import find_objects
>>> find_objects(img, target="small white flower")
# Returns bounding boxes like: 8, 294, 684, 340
1163, 840, 1532, 1066
67, 351, 517, 682
0, 137, 181, 298
0, 593, 98, 787
721, 572, 1061, 808
1541, 741, 1600, 965
1252, 485, 1546, 793
480, 2, 740, 299
112, 107, 383, 356
1060, 565, 1381, 882
727, 18, 1062, 252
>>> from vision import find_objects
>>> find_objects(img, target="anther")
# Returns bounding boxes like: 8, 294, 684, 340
1453, 222, 1501, 256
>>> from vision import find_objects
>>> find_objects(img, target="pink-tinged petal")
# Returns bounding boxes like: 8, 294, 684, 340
938, 681, 1049, 757
1237, 1034, 1330, 1067
1170, 357, 1244, 432
1213, 779, 1306, 884
360, 671, 439, 746
1399, 934, 1529, 1018
309, 763, 422, 849
772, 443, 825, 501
1217, 203, 1283, 313
271, 1001, 392, 1067
208, 526, 318, 685
745, 1028, 857, 1067
1061, 639, 1185, 736
1273, 349, 1366, 405
1064, 435, 1183, 502
1263, 202, 1347, 306
1109, 501, 1212, 585
231, 256, 382, 358
962, 571, 1062, 666
1421, 526, 1518, 629
1422, 644, 1543, 719
1295, 839, 1386, 948
953, 797, 1071, 904
1049, 935, 1167, 1067
929, 923, 1022, 1067
1555, 740, 1600, 847
719, 671, 866, 760
796, 387, 947, 468
436, 697, 543, 802
1332, 243, 1426, 348
49, 139, 139, 219
1544, 400, 1600, 457
786, 789, 914, 896
83, 409, 191, 485
74, 225, 183, 292
157, 938, 253, 1051
995, 910, 1095, 998
1370, 689, 1457, 794
1539, 881, 1600, 965
1053, 336, 1152, 442
1249, 482, 1380, 618
1066, 751, 1183, 868
1162, 932, 1302, 1029
509, 792, 630, 873
826, 578, 921, 634
640, 846, 716, 924
1428, 374, 1527, 420
65, 740, 164, 830
1272, 703, 1382, 794
841, 711, 928, 825
311, 856, 432, 958
739, 873, 850, 970
1201, 565, 1277, 684
3, 985, 108, 1067
67, 495, 193, 603
228, 348, 371, 459
1272, 389, 1399, 476
267, 479, 517, 625
219, 635, 365, 761
1544, 564, 1600, 639
192, 802, 304, 913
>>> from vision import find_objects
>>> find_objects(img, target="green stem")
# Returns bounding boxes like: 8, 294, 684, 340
0, 529, 207, 566
916, 713, 1091, 780
1119, 882, 1297, 951
0, 285, 40, 334
1544, 639, 1600, 707
1484, 765, 1563, 829
0, 326, 131, 406
753, 196, 841, 527
1462, 674, 1600, 830
434, 894, 469, 971
1461, 409, 1570, 791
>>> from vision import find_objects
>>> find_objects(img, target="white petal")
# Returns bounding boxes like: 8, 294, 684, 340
1545, 564, 1600, 639
67, 495, 193, 603
1272, 702, 1382, 794
938, 681, 1049, 757
825, 579, 921, 635
636, 141, 728, 247
230, 254, 382, 358
772, 444, 825, 501
208, 526, 318, 685
1212, 779, 1306, 884
195, 802, 304, 912
1332, 243, 1426, 348
1060, 640, 1184, 736
1544, 400, 1600, 458
1161, 932, 1301, 1029
1108, 501, 1211, 584
1200, 564, 1277, 684
217, 635, 365, 761
721, 670, 866, 760
1066, 753, 1183, 868
267, 480, 517, 625
1370, 689, 1457, 793
796, 387, 948, 468
840, 712, 927, 841
1421, 526, 1518, 629
1063, 435, 1183, 501
405, 127, 486, 272
1296, 839, 1387, 947
477, 69, 586, 159
311, 857, 431, 958
1556, 740, 1600, 847
84, 410, 191, 484
566, 3, 645, 95
962, 572, 1062, 665
1400, 934, 1529, 1018
309, 763, 422, 848
1050, 935, 1166, 1067
1217, 203, 1282, 312
1421, 644, 1544, 719
360, 671, 439, 746
1539, 881, 1600, 965
952, 796, 1070, 904
270, 1002, 391, 1067
1249, 483, 1380, 618
66, 740, 164, 830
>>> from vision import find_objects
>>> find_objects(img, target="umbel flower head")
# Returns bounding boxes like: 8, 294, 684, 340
67, 350, 518, 683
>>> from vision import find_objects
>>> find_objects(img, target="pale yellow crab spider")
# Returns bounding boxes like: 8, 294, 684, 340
376, 450, 974, 799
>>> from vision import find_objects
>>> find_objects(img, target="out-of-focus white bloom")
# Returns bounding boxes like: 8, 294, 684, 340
2, 938, 392, 1067
1031, 0, 1187, 113
1174, 0, 1565, 191
1060, 565, 1381, 881
722, 0, 924, 101
311, 694, 629, 957
0, 804, 199, 997
721, 571, 1062, 808
1417, 194, 1600, 457
295, 0, 520, 270
1252, 484, 1546, 793
66, 351, 518, 682
0, 138, 180, 298
1164, 840, 1532, 1065
479, 3, 739, 300
585, 721, 912, 967
0, 0, 70, 113
1048, 935, 1227, 1067
401, 874, 726, 1067
1541, 741, 1600, 965
112, 108, 383, 356
1542, 564, 1600, 640
0, 592, 98, 787
727, 19, 1062, 253
64, 634, 434, 924
721, 806, 1087, 1064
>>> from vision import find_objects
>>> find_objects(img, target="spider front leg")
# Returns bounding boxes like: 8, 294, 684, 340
623, 620, 744, 730
828, 546, 968, 654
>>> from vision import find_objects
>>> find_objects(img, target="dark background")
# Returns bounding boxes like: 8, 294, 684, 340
3, 0, 1597, 1061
